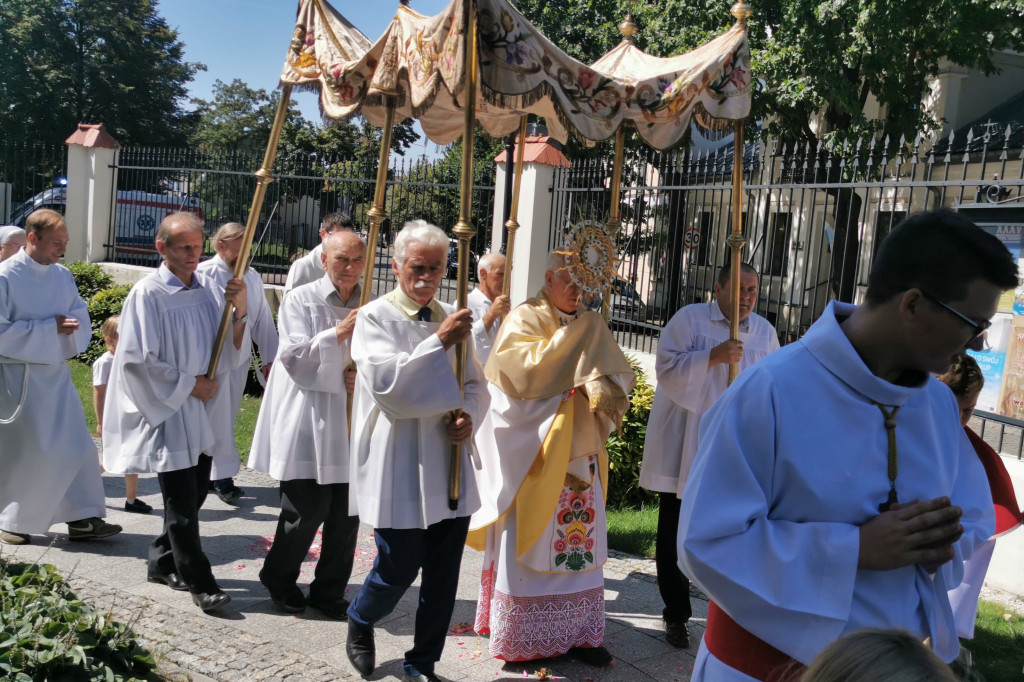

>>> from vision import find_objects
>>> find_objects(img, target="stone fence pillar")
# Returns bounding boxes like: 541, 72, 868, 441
64, 124, 120, 263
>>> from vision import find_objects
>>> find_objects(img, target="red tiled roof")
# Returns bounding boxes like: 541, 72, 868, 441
65, 123, 122, 150
494, 134, 570, 168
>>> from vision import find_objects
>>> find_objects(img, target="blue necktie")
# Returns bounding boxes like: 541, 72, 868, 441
417, 306, 432, 322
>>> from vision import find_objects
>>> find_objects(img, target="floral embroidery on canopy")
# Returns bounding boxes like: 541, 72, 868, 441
279, 0, 751, 150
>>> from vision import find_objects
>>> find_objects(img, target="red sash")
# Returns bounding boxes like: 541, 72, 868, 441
704, 602, 805, 681
965, 427, 1024, 536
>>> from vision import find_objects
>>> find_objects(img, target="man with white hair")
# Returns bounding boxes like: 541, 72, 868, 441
467, 252, 510, 365
0, 226, 27, 261
0, 209, 121, 545
249, 230, 365, 619
102, 212, 249, 612
284, 212, 355, 294
198, 222, 280, 503
470, 250, 634, 665
346, 219, 489, 682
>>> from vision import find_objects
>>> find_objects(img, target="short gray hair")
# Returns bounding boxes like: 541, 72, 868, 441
394, 219, 448, 265
0, 226, 25, 246
546, 250, 568, 274
477, 252, 505, 280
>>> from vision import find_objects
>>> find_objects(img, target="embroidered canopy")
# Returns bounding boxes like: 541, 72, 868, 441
280, 0, 751, 149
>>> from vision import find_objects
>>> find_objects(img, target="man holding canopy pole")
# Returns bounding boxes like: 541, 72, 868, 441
346, 220, 488, 682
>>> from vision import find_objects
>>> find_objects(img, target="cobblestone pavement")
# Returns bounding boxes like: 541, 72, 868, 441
0, 468, 707, 682
5, 466, 1021, 681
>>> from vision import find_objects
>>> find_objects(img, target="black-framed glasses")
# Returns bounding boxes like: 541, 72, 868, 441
920, 290, 991, 351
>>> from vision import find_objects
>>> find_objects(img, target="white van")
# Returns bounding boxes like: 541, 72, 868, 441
10, 187, 204, 261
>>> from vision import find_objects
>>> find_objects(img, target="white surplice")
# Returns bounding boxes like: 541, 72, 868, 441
249, 276, 362, 483
678, 301, 994, 680
197, 255, 279, 478
467, 286, 499, 366
101, 265, 248, 474
0, 250, 105, 533
349, 295, 488, 529
283, 244, 324, 295
640, 301, 778, 497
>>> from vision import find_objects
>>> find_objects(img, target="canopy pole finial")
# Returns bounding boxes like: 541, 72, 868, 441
399, 0, 410, 5
730, 2, 753, 25
619, 10, 638, 42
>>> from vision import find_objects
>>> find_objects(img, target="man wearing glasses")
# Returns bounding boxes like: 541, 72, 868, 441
677, 209, 1017, 681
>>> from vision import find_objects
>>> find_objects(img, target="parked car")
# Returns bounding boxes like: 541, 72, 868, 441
609, 277, 649, 323
446, 238, 479, 282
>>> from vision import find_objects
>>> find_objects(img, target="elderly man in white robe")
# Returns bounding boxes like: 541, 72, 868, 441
639, 262, 778, 648
0, 225, 27, 262
284, 212, 354, 294
678, 210, 1013, 681
466, 252, 510, 365
102, 212, 249, 613
198, 222, 280, 504
0, 209, 121, 546
345, 219, 488, 682
470, 251, 635, 666
249, 230, 364, 619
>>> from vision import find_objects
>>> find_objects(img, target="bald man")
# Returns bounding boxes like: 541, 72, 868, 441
250, 231, 366, 618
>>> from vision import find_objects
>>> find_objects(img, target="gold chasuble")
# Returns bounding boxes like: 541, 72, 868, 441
468, 290, 634, 559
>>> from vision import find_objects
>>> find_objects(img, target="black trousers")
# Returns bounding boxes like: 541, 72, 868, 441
348, 516, 471, 675
149, 454, 218, 594
260, 479, 360, 604
656, 492, 693, 624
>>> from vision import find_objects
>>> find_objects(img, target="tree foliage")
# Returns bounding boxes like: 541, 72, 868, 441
514, 0, 1024, 146
0, 0, 202, 146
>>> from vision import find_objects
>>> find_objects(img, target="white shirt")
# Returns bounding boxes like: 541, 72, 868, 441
92, 351, 114, 386
101, 265, 248, 474
0, 249, 103, 531
679, 301, 994, 678
249, 276, 363, 483
640, 301, 778, 496
283, 243, 324, 295
197, 255, 280, 477
349, 294, 489, 529
467, 286, 500, 366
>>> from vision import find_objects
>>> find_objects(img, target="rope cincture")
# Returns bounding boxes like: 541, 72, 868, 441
0, 364, 29, 425
875, 402, 900, 513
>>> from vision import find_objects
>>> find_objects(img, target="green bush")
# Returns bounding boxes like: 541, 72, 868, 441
79, 284, 132, 364
605, 355, 658, 510
67, 262, 113, 302
0, 559, 155, 681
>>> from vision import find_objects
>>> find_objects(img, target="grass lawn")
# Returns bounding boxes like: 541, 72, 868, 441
69, 358, 261, 465
965, 599, 1024, 681
606, 504, 658, 558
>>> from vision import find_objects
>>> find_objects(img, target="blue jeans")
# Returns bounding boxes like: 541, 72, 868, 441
347, 516, 471, 675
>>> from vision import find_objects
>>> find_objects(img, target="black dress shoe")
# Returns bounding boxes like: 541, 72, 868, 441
192, 591, 231, 612
307, 596, 349, 620
568, 645, 614, 667
269, 588, 306, 614
147, 572, 189, 592
665, 619, 690, 648
346, 620, 375, 677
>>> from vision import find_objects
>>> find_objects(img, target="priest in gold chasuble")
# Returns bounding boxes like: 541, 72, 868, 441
469, 250, 634, 664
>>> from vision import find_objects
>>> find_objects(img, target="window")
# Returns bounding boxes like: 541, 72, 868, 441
694, 211, 715, 266
764, 212, 791, 276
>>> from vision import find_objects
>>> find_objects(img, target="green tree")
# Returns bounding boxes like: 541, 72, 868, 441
0, 0, 202, 146
514, 0, 1024, 147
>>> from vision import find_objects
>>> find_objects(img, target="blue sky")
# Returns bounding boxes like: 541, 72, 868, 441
159, 0, 452, 154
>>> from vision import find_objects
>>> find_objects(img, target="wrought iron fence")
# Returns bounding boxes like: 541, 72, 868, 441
108, 147, 496, 298
549, 122, 1024, 455
0, 142, 69, 225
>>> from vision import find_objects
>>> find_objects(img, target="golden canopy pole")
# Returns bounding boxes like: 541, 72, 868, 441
360, 103, 397, 305
727, 1, 752, 384
206, 84, 294, 378
449, 0, 479, 510
602, 127, 626, 319
502, 116, 528, 298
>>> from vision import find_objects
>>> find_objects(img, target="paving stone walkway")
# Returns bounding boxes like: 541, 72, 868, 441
0, 468, 707, 682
